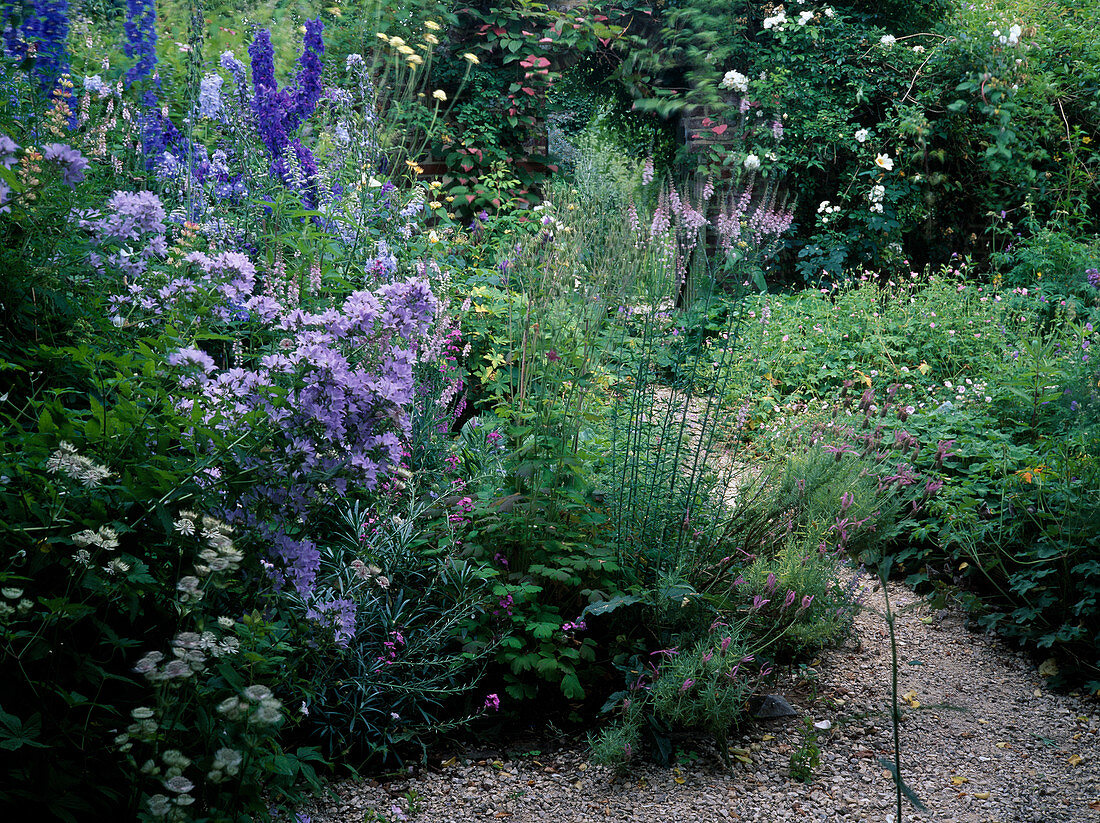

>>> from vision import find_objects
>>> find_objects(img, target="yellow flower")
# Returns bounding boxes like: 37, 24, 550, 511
425, 20, 441, 30
326, 6, 342, 17
407, 54, 423, 66
425, 34, 439, 46
428, 230, 440, 243
445, 195, 455, 202
429, 201, 443, 209
462, 52, 480, 65
429, 180, 442, 189
397, 44, 415, 56
389, 36, 406, 47
432, 89, 447, 101
376, 32, 388, 40
406, 160, 424, 174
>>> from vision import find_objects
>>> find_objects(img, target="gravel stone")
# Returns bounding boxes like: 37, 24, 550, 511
301, 581, 1100, 823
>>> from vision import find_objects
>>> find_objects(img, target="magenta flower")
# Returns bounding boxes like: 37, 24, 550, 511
751, 595, 770, 611
483, 693, 500, 711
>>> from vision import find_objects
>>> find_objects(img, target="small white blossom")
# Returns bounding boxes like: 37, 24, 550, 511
719, 69, 749, 93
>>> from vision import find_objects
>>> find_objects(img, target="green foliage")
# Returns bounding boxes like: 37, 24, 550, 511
698, 266, 1100, 687
789, 718, 822, 782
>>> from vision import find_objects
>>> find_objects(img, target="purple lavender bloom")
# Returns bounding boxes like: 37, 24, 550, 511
123, 0, 157, 86
41, 142, 89, 187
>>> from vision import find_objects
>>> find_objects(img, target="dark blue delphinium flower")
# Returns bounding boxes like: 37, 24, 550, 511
2, 0, 27, 58
249, 28, 290, 160
24, 0, 70, 92
123, 0, 157, 86
248, 21, 325, 174
285, 18, 323, 132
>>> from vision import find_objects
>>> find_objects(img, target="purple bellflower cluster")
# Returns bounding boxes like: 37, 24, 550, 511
106, 228, 440, 596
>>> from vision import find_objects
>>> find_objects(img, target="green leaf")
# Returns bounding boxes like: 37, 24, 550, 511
580, 594, 643, 618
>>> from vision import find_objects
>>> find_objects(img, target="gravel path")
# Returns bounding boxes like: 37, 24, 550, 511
305, 580, 1099, 823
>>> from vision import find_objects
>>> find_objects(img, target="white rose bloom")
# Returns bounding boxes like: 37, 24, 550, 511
855, 128, 870, 143
880, 34, 896, 46
743, 154, 761, 171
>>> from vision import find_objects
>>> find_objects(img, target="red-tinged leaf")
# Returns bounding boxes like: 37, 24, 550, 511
546, 164, 559, 173
522, 87, 535, 96
466, 195, 476, 203
701, 117, 713, 126
491, 198, 501, 207
539, 36, 553, 43
522, 30, 534, 36
598, 37, 609, 46
595, 14, 608, 21
460, 162, 474, 172
690, 134, 700, 139
493, 27, 506, 35
477, 24, 490, 32
712, 124, 728, 135
537, 57, 551, 67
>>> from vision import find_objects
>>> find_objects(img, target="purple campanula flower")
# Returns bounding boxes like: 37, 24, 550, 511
41, 142, 89, 187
